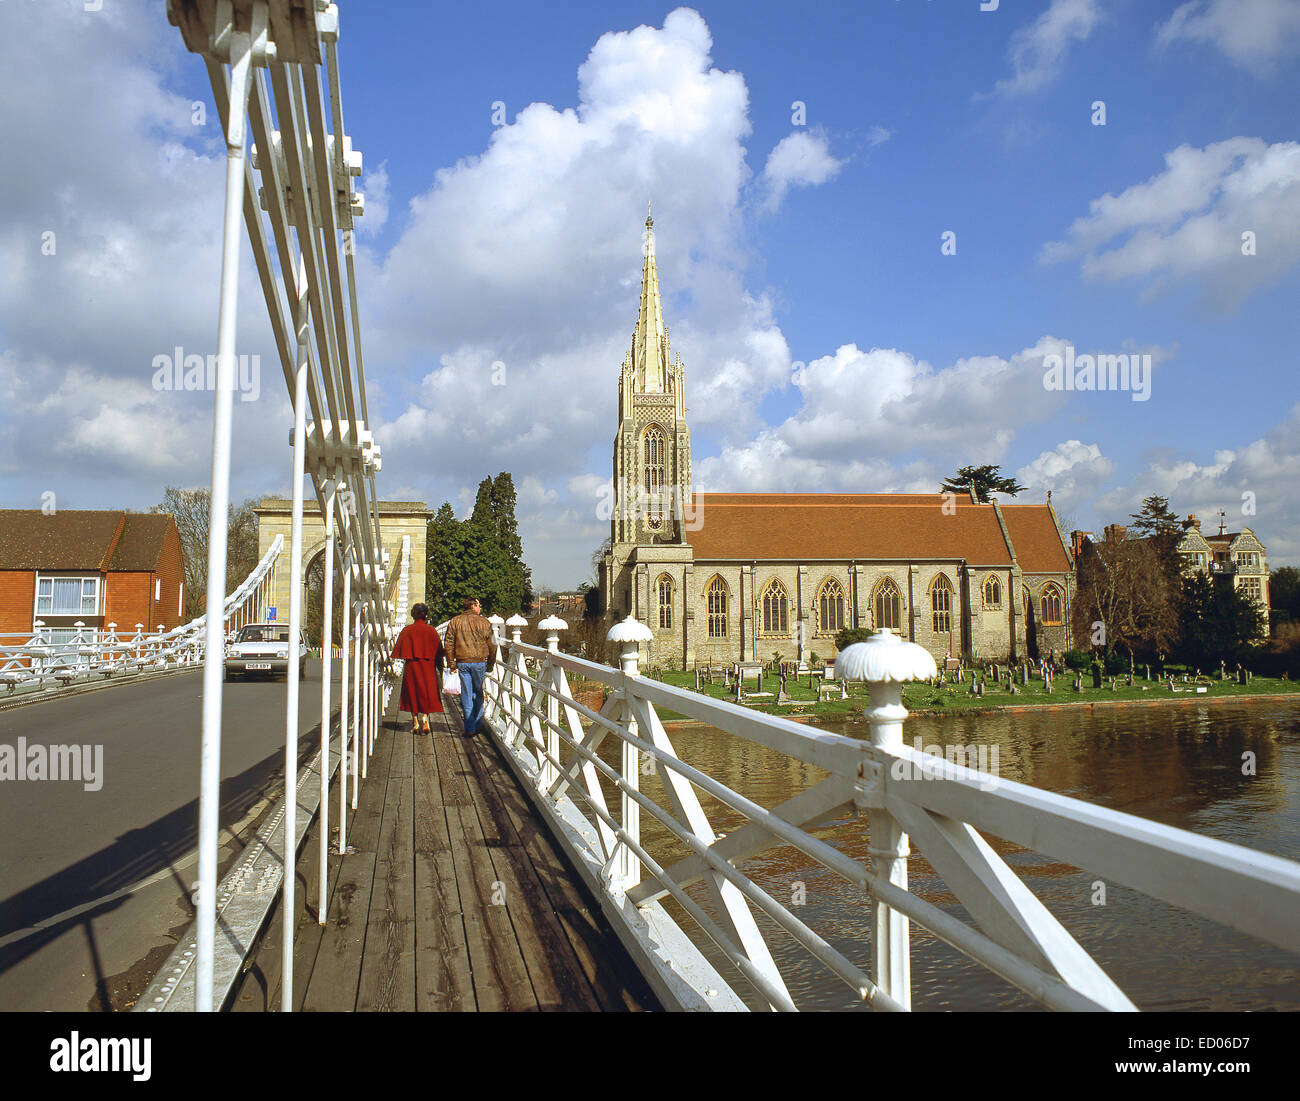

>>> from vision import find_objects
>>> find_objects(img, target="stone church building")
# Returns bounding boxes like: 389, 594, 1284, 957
600, 212, 1075, 667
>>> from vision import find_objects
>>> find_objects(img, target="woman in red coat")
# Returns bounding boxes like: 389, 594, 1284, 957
391, 603, 445, 734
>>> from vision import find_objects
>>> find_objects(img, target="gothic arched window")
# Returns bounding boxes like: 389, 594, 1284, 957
760, 580, 790, 636
706, 576, 728, 638
931, 575, 953, 634
817, 579, 845, 635
643, 425, 666, 496
1041, 583, 1063, 625
643, 425, 667, 529
983, 575, 1002, 609
874, 579, 901, 631
657, 574, 673, 630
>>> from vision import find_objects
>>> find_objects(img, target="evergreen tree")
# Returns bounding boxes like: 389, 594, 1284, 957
940, 465, 1027, 502
1177, 573, 1265, 667
425, 502, 461, 622
1269, 566, 1300, 625
1129, 495, 1184, 586
426, 474, 535, 621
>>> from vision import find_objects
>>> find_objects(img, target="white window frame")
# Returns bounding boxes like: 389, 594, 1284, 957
34, 574, 100, 619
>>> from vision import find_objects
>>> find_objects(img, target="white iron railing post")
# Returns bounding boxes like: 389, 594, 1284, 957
507, 614, 529, 748
607, 616, 653, 890
538, 616, 567, 790
836, 628, 936, 1012
486, 614, 505, 728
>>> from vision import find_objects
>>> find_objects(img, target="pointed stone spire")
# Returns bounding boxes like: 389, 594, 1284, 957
634, 203, 667, 392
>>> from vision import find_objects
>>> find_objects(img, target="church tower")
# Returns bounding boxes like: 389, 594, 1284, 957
612, 205, 693, 545
601, 206, 696, 624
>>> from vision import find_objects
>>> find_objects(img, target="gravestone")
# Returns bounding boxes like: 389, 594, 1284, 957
1237, 666, 1247, 685
1091, 666, 1103, 689
694, 668, 700, 691
1072, 673, 1083, 693
777, 673, 790, 704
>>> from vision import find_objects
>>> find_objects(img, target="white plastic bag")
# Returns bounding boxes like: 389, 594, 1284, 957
442, 670, 461, 696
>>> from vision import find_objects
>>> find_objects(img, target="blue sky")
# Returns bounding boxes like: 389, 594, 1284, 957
1, 0, 1298, 588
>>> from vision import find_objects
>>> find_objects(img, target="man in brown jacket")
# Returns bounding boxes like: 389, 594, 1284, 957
445, 597, 495, 735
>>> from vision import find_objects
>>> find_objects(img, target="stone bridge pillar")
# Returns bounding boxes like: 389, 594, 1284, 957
253, 499, 430, 630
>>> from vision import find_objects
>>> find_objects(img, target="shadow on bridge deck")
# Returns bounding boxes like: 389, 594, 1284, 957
232, 704, 658, 1012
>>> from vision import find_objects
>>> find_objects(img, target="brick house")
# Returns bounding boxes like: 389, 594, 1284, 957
0, 510, 186, 647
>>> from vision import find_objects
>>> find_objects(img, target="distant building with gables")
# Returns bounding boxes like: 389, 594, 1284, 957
1177, 513, 1269, 632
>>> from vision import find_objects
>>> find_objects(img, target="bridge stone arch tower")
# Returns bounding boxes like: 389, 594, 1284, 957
254, 499, 431, 629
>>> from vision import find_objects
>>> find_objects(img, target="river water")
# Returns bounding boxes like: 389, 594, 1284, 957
625, 699, 1300, 1011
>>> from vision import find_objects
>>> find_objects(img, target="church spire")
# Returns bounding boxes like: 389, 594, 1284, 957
634, 203, 668, 392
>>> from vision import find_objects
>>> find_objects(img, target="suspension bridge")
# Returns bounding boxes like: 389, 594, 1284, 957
2, 0, 1299, 1015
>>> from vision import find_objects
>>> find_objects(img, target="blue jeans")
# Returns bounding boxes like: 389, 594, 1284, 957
457, 662, 487, 733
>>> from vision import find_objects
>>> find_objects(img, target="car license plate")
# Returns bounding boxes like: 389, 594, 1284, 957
247, 662, 272, 671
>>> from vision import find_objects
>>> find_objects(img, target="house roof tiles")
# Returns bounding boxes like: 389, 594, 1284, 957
0, 510, 174, 572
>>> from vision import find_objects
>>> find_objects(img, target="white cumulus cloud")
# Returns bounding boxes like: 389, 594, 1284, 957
986, 0, 1103, 97
1155, 0, 1300, 71
760, 128, 845, 211
1040, 138, 1300, 308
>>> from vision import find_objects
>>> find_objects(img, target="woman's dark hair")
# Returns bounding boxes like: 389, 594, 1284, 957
411, 603, 429, 621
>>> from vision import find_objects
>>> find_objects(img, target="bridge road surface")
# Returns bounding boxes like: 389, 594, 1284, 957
0, 660, 342, 1011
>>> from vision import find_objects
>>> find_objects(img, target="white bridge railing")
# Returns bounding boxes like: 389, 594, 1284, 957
162, 0, 400, 1012
0, 534, 284, 699
479, 619, 1300, 1012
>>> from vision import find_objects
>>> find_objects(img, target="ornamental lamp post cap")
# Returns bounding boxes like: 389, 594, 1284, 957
835, 628, 937, 684
606, 616, 653, 644
538, 615, 568, 631
487, 614, 505, 626
505, 614, 529, 628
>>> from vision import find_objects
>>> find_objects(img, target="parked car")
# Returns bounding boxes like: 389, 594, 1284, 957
224, 623, 309, 681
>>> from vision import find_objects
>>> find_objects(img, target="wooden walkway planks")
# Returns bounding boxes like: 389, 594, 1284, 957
231, 701, 657, 1012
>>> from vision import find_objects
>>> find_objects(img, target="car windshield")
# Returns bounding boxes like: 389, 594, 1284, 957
237, 626, 289, 643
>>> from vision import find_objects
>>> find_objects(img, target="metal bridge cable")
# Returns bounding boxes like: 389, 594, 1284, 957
302, 63, 358, 428
244, 67, 328, 427
267, 64, 344, 424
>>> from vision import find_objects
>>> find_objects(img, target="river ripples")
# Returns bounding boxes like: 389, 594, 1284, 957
609, 699, 1300, 1011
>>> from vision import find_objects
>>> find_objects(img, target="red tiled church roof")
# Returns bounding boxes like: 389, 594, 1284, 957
685, 493, 1023, 564
998, 504, 1072, 573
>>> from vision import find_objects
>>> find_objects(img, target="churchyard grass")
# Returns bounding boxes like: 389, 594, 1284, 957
643, 669, 1300, 722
